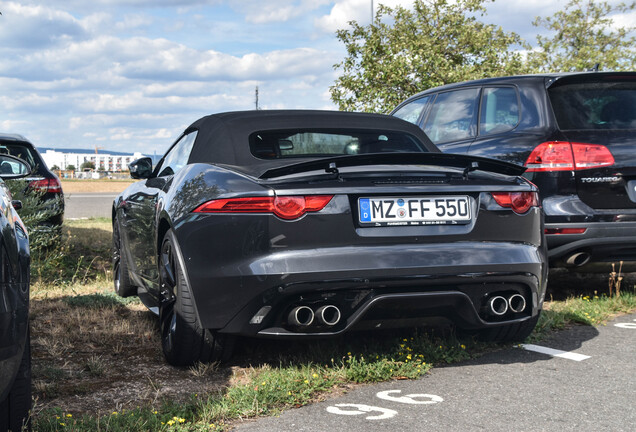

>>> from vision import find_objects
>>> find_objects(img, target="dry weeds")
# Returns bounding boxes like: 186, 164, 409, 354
30, 281, 230, 418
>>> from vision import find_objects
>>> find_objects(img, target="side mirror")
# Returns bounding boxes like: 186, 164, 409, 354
0, 154, 32, 179
129, 157, 153, 179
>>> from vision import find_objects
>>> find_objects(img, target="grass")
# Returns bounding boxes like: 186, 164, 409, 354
31, 217, 112, 285
29, 218, 636, 431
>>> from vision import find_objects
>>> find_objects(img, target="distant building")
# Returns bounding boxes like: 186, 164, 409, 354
39, 148, 146, 171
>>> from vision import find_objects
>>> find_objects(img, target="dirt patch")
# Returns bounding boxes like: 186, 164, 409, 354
30, 285, 231, 418
61, 180, 136, 194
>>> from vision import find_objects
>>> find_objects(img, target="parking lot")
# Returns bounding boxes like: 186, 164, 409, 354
233, 312, 636, 432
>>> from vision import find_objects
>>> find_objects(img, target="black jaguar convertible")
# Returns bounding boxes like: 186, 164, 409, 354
113, 110, 547, 365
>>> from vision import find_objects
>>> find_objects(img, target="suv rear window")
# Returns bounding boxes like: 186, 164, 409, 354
549, 80, 636, 130
249, 129, 428, 159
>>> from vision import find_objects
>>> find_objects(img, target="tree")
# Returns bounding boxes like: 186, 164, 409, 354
66, 164, 76, 171
50, 164, 60, 170
330, 0, 528, 112
80, 161, 95, 171
527, 0, 636, 73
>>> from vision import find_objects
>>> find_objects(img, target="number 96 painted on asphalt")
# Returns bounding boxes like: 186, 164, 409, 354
326, 390, 443, 420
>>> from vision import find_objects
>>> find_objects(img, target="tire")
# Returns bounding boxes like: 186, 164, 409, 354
0, 329, 32, 432
158, 229, 232, 366
113, 217, 136, 298
477, 313, 541, 343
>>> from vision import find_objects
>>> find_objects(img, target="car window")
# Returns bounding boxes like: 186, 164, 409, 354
479, 87, 520, 135
393, 96, 431, 125
423, 88, 479, 144
157, 131, 198, 177
249, 129, 427, 159
0, 143, 38, 169
549, 80, 636, 130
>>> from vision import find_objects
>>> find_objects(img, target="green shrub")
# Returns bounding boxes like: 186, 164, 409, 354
5, 178, 64, 281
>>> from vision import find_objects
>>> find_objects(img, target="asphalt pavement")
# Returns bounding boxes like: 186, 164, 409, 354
232, 312, 636, 432
64, 192, 117, 219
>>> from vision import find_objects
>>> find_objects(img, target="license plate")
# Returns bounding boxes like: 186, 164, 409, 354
358, 196, 471, 226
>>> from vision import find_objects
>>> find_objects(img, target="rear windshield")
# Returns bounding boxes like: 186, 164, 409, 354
249, 129, 428, 159
549, 80, 636, 130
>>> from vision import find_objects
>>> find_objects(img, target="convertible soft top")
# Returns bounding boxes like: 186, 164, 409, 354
186, 110, 440, 177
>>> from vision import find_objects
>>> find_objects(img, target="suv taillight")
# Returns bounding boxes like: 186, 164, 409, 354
524, 141, 614, 172
29, 177, 63, 194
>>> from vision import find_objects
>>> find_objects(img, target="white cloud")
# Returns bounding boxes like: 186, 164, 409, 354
234, 0, 331, 24
0, 2, 88, 49
315, 0, 413, 33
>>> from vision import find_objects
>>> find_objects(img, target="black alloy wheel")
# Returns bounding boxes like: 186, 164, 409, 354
158, 229, 230, 366
112, 217, 136, 297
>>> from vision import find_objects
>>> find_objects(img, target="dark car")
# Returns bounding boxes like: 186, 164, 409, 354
0, 155, 32, 432
392, 71, 636, 270
0, 133, 64, 226
113, 110, 547, 366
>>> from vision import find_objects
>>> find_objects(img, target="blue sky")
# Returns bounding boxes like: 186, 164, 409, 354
0, 0, 633, 156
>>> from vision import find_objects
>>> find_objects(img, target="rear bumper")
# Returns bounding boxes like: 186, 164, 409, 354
183, 241, 547, 336
546, 221, 636, 266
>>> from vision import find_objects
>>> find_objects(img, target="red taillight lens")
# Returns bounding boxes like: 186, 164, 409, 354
571, 143, 614, 169
29, 177, 62, 194
544, 227, 587, 235
525, 141, 574, 172
525, 141, 614, 172
491, 191, 539, 214
193, 195, 333, 220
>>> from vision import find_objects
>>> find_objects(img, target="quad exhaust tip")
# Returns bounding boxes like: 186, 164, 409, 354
487, 294, 527, 317
316, 305, 341, 326
508, 294, 526, 313
288, 306, 314, 326
288, 304, 341, 327
488, 296, 509, 316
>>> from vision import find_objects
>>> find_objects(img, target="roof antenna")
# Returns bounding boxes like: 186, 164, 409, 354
588, 63, 600, 72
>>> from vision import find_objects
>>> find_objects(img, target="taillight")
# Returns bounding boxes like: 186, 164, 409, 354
491, 191, 539, 214
571, 143, 614, 169
544, 227, 587, 235
524, 141, 614, 172
29, 177, 62, 194
193, 195, 333, 220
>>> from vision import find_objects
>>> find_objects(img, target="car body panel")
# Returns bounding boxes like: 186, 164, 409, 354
0, 156, 31, 405
115, 111, 547, 345
392, 72, 636, 269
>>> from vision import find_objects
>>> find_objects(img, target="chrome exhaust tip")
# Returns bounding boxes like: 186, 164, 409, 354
508, 294, 526, 313
315, 305, 341, 326
288, 306, 314, 326
488, 296, 509, 316
565, 251, 591, 267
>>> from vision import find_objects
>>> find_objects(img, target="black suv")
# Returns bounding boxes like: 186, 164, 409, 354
0, 133, 64, 226
392, 72, 636, 270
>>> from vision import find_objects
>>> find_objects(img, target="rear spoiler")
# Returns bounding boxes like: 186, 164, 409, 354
259, 153, 526, 179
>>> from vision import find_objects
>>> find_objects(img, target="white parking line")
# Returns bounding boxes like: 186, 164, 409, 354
520, 344, 591, 361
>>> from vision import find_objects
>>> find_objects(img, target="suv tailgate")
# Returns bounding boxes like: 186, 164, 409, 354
548, 73, 636, 210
